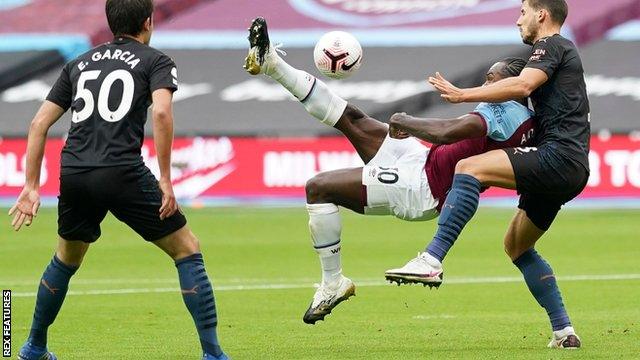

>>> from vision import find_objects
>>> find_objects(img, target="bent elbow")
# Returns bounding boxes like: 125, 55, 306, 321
29, 116, 49, 134
519, 79, 535, 97
153, 109, 172, 123
431, 132, 454, 145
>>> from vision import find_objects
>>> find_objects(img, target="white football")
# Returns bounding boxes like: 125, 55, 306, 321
313, 31, 363, 79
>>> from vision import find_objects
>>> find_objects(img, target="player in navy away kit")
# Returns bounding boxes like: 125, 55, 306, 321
388, 0, 589, 349
244, 18, 536, 325
8, 1, 228, 359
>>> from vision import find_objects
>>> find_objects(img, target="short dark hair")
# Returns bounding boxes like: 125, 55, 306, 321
499, 57, 528, 77
106, 0, 154, 37
525, 0, 568, 25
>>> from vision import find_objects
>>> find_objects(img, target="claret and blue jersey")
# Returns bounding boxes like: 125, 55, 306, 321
473, 100, 535, 145
425, 100, 536, 210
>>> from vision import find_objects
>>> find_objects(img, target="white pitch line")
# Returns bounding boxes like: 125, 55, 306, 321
0, 277, 323, 286
7, 273, 640, 298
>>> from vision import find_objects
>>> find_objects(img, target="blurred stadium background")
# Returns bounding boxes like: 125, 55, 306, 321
1, 1, 640, 359
1, 0, 639, 206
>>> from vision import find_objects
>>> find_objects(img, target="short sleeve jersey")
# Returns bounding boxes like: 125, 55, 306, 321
46, 37, 178, 172
426, 101, 535, 210
525, 34, 590, 169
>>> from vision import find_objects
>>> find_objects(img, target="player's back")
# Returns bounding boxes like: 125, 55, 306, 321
46, 36, 177, 173
426, 101, 535, 210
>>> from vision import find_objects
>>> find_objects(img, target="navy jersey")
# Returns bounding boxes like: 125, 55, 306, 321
46, 37, 177, 173
426, 101, 535, 210
525, 34, 590, 169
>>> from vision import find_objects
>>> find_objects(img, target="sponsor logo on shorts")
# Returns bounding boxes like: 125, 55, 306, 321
513, 147, 538, 155
369, 167, 377, 178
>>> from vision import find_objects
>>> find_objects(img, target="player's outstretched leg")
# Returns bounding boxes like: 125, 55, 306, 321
301, 168, 364, 324
386, 150, 513, 287
244, 17, 387, 163
18, 238, 88, 360
154, 227, 229, 360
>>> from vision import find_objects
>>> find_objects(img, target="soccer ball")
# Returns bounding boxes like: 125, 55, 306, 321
313, 31, 363, 79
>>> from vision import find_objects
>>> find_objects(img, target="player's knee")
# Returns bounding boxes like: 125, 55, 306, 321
341, 104, 366, 125
503, 237, 523, 261
454, 158, 479, 177
159, 227, 201, 260
56, 238, 89, 267
176, 231, 201, 258
305, 174, 331, 204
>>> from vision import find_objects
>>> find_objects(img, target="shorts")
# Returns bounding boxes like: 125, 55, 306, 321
504, 145, 589, 230
362, 135, 439, 221
58, 164, 187, 243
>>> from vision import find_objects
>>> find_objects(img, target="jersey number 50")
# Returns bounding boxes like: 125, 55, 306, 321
72, 70, 135, 123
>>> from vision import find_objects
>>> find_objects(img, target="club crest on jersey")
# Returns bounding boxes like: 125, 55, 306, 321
91, 49, 141, 69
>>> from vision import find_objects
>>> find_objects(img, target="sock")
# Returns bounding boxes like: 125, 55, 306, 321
266, 55, 347, 126
513, 249, 572, 331
28, 255, 78, 347
175, 253, 223, 357
307, 203, 343, 285
426, 174, 482, 262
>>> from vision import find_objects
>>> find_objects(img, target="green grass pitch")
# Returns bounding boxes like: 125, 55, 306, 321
1, 207, 639, 359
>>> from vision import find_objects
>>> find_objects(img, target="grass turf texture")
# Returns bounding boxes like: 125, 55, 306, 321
1, 207, 638, 359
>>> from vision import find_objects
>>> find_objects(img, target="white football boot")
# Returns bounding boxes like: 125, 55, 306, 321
547, 326, 581, 349
303, 275, 356, 324
243, 17, 280, 76
385, 252, 443, 288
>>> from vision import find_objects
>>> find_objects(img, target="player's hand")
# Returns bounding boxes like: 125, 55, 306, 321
158, 177, 178, 220
428, 72, 465, 103
388, 113, 411, 139
8, 186, 40, 231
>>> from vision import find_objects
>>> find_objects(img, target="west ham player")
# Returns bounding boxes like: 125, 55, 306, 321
244, 18, 535, 325
9, 1, 228, 359
388, 0, 589, 349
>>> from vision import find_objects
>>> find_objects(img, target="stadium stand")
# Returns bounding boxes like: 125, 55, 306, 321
0, 0, 212, 91
1, 0, 638, 137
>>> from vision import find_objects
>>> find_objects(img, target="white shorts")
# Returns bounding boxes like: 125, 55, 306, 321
362, 135, 439, 221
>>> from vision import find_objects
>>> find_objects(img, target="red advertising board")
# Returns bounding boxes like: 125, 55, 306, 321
1, 136, 639, 201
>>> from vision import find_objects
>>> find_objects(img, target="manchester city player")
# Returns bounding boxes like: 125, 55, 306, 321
9, 1, 228, 359
243, 18, 536, 325
389, 0, 588, 349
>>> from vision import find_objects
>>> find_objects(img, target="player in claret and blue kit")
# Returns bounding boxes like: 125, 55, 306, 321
243, 17, 537, 326
9, 1, 228, 359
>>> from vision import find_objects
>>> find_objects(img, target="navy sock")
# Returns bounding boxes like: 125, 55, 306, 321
175, 253, 223, 357
513, 249, 571, 331
426, 174, 481, 262
28, 255, 78, 347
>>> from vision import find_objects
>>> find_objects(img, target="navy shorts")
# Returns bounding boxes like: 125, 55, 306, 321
504, 145, 589, 231
58, 165, 187, 242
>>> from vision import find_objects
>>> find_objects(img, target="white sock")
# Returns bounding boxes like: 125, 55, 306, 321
307, 203, 343, 285
266, 55, 347, 127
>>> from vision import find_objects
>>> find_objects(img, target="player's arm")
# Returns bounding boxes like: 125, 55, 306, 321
152, 88, 178, 220
9, 101, 65, 231
389, 112, 485, 144
427, 68, 548, 103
